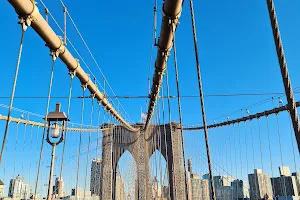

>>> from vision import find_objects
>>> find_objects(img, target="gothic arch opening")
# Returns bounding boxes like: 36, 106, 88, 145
149, 150, 170, 199
117, 150, 137, 200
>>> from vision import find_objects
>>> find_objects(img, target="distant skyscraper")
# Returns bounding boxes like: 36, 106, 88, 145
188, 159, 193, 175
186, 160, 209, 200
279, 166, 291, 177
271, 167, 299, 198
152, 176, 162, 199
8, 175, 32, 199
53, 177, 64, 198
271, 176, 299, 198
248, 169, 273, 200
115, 166, 124, 200
203, 174, 234, 200
71, 188, 91, 197
231, 179, 250, 199
0, 180, 4, 198
190, 174, 210, 200
90, 158, 101, 196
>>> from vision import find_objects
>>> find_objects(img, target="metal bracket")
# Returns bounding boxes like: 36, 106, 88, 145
81, 79, 90, 91
90, 93, 96, 99
49, 36, 65, 61
97, 99, 102, 105
18, 1, 39, 31
69, 59, 80, 79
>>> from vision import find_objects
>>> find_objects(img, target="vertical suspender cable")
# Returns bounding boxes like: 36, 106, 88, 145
96, 103, 101, 196
266, 116, 275, 198
156, 101, 163, 199
34, 55, 56, 200
29, 125, 33, 185
165, 68, 177, 198
0, 23, 26, 165
189, 0, 216, 199
233, 124, 238, 200
84, 97, 93, 199
275, 114, 288, 199
250, 120, 258, 200
63, 6, 67, 46
13, 122, 20, 177
257, 118, 264, 171
172, 33, 189, 200
59, 76, 73, 181
75, 88, 85, 200
148, 0, 158, 96
266, 0, 300, 151
288, 112, 298, 172
22, 123, 27, 177
161, 86, 171, 199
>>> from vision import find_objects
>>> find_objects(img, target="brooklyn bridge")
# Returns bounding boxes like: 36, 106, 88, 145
0, 0, 299, 199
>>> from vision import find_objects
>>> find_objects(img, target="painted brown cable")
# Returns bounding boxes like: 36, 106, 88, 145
189, 0, 216, 199
144, 0, 183, 130
183, 101, 300, 130
266, 0, 300, 151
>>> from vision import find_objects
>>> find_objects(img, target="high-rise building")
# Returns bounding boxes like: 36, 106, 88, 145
248, 169, 273, 200
271, 176, 299, 197
231, 179, 250, 199
90, 158, 101, 196
115, 166, 124, 200
271, 167, 299, 198
188, 159, 193, 175
53, 177, 64, 198
279, 166, 291, 177
203, 174, 234, 200
152, 176, 162, 199
189, 173, 210, 200
0, 180, 4, 198
71, 188, 91, 197
8, 175, 32, 199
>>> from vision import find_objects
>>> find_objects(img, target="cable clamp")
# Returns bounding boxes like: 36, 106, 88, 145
90, 93, 96, 99
69, 59, 79, 78
157, 46, 171, 57
97, 99, 102, 105
49, 36, 65, 60
81, 78, 90, 91
18, 1, 39, 31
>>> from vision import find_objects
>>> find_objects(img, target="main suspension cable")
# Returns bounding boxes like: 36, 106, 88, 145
266, 0, 300, 151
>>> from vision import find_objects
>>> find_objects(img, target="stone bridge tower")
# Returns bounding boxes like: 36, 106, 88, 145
100, 123, 186, 200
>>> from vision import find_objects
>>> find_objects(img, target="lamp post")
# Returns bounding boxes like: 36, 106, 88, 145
45, 103, 69, 200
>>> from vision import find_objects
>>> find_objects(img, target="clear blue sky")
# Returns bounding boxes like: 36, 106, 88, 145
0, 0, 300, 197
